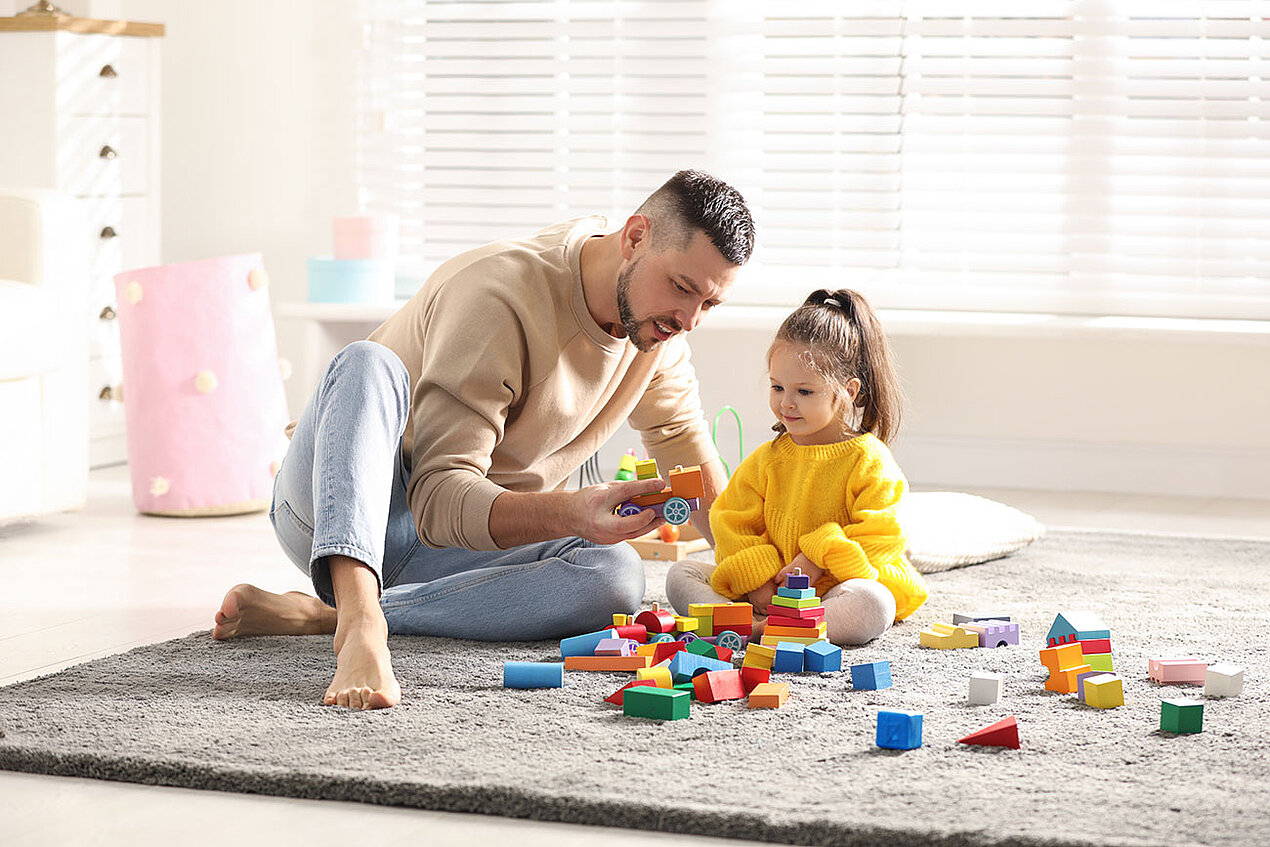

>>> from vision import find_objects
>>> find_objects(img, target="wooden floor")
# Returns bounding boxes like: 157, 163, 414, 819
2, 466, 1267, 845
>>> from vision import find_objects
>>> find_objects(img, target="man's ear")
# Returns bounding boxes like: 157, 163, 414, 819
620, 214, 651, 260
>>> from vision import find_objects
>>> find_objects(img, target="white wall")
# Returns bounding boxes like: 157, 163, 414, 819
39, 0, 1267, 500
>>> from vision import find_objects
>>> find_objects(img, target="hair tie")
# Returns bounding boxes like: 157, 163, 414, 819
822, 297, 843, 309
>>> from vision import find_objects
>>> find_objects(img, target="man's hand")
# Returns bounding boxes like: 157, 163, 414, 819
568, 477, 670, 545
775, 553, 824, 588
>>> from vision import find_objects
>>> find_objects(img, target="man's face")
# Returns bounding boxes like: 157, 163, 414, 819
615, 229, 739, 353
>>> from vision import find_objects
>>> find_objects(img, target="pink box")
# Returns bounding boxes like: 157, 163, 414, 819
113, 254, 289, 516
1148, 657, 1208, 685
333, 215, 399, 261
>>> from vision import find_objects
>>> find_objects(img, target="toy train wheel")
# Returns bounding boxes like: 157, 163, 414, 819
662, 497, 691, 525
649, 633, 674, 643
616, 502, 643, 518
716, 630, 743, 652
676, 632, 699, 644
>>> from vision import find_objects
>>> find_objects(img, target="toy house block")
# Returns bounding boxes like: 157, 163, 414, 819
595, 638, 639, 657
667, 652, 732, 684
967, 671, 1002, 705
804, 641, 843, 673
564, 655, 653, 672
1149, 658, 1208, 685
785, 568, 812, 590
1083, 674, 1124, 709
748, 682, 789, 708
693, 669, 747, 703
958, 715, 1019, 749
1046, 611, 1110, 648
761, 633, 827, 648
777, 586, 817, 601
876, 710, 923, 750
604, 679, 657, 705
623, 686, 690, 721
560, 628, 619, 658
1160, 698, 1204, 734
772, 642, 806, 673
636, 666, 673, 689
920, 622, 979, 650
953, 612, 1011, 625
1048, 663, 1092, 694
503, 661, 565, 689
712, 603, 754, 627
766, 604, 825, 620
674, 616, 699, 633
740, 665, 771, 693
612, 623, 649, 642
668, 464, 705, 499
851, 661, 893, 690
959, 620, 1020, 649
767, 622, 829, 640
1039, 642, 1085, 675
743, 644, 776, 670
635, 603, 677, 634
634, 459, 659, 480
770, 595, 822, 611
767, 612, 825, 628
1204, 663, 1245, 698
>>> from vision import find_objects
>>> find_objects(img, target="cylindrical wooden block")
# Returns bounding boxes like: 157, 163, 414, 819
113, 253, 289, 516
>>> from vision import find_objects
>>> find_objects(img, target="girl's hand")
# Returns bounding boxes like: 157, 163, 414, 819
776, 553, 824, 588
745, 580, 779, 616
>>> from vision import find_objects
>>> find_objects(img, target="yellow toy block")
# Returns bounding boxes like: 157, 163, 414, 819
1086, 652, 1114, 672
674, 616, 699, 633
919, 622, 979, 649
618, 454, 638, 474
766, 622, 828, 639
635, 459, 658, 480
612, 613, 632, 626
688, 603, 715, 618
635, 643, 658, 657
748, 682, 790, 708
1084, 673, 1124, 709
760, 633, 827, 647
742, 644, 776, 670
636, 666, 673, 688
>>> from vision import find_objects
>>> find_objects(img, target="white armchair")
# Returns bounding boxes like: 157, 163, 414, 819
0, 188, 89, 522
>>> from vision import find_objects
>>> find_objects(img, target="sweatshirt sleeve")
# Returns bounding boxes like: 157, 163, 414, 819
708, 448, 783, 599
405, 281, 525, 551
626, 335, 719, 472
797, 450, 930, 620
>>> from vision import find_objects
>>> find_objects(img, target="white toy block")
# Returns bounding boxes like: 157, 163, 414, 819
1204, 663, 1245, 698
968, 671, 1003, 705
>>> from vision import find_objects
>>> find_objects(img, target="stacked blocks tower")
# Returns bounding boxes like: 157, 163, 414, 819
1047, 612, 1113, 672
112, 254, 289, 516
762, 568, 828, 647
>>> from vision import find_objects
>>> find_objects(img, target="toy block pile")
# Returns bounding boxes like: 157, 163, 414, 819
1047, 612, 1113, 672
688, 599, 753, 650
922, 612, 1019, 650
1038, 611, 1126, 709
761, 568, 828, 648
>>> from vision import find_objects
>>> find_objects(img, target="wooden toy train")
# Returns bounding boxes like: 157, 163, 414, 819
615, 460, 704, 526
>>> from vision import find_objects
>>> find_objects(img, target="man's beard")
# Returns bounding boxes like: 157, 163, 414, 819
616, 258, 657, 353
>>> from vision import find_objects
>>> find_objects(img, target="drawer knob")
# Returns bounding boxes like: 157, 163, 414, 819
98, 384, 123, 402
99, 64, 117, 78
100, 225, 117, 240
99, 305, 117, 321
99, 145, 118, 160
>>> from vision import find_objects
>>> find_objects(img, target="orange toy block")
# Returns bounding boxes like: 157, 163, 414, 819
564, 655, 653, 672
712, 602, 754, 627
766, 622, 828, 639
1048, 663, 1093, 693
692, 669, 748, 703
748, 682, 789, 708
740, 665, 771, 693
667, 464, 705, 499
1040, 642, 1085, 675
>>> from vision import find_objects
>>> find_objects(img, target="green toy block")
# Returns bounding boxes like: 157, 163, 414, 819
686, 638, 715, 658
624, 686, 690, 721
1087, 653, 1114, 672
769, 595, 821, 610
1160, 698, 1203, 734
673, 681, 699, 700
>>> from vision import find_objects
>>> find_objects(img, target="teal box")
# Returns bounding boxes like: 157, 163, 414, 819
307, 257, 395, 303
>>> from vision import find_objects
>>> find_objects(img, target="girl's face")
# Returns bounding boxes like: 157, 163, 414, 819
768, 343, 857, 446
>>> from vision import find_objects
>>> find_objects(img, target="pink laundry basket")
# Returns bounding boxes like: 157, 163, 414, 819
113, 253, 289, 516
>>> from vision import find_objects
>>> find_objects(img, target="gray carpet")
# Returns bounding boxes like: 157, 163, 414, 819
1, 530, 1268, 847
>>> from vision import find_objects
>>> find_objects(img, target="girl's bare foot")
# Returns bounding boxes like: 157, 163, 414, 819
212, 584, 337, 640
325, 614, 400, 710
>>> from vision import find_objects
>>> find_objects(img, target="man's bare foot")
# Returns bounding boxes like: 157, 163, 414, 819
325, 615, 400, 710
212, 584, 337, 640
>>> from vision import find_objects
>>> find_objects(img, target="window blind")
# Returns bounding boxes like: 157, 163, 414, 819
356, 0, 1270, 320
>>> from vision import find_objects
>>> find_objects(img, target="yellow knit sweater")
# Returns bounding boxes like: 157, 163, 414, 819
709, 433, 929, 621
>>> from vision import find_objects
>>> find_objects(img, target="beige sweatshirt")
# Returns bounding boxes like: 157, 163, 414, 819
365, 217, 718, 551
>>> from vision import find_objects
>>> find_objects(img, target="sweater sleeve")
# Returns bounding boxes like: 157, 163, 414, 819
708, 448, 783, 599
797, 450, 930, 621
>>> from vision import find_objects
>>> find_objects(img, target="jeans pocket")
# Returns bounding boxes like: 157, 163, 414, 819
271, 499, 315, 572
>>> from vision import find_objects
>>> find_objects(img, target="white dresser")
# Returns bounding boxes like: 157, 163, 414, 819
0, 14, 162, 467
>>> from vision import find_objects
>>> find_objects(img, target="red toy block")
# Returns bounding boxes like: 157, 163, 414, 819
764, 604, 824, 620
767, 612, 825, 628
958, 715, 1020, 749
740, 665, 771, 693
1077, 637, 1111, 655
604, 679, 657, 706
635, 602, 677, 634
713, 623, 752, 637
652, 640, 688, 664
692, 669, 747, 703
613, 623, 649, 641
714, 645, 735, 663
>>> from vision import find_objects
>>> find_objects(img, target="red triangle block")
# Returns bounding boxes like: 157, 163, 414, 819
958, 715, 1020, 749
604, 679, 657, 706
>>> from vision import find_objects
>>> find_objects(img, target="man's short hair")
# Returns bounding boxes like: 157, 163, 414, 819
636, 170, 756, 265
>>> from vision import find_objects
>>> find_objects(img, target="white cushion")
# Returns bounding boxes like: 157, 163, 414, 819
0, 279, 61, 382
898, 491, 1045, 573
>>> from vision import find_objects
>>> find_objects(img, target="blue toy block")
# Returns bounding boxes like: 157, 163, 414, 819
851, 660, 892, 690
503, 661, 564, 689
667, 651, 732, 684
772, 641, 805, 673
804, 641, 842, 673
776, 585, 816, 601
876, 710, 923, 750
559, 628, 618, 658
785, 572, 811, 590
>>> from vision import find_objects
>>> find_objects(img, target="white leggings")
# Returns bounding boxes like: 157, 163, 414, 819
665, 558, 897, 646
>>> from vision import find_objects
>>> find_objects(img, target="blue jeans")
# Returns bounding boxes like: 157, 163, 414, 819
269, 341, 645, 640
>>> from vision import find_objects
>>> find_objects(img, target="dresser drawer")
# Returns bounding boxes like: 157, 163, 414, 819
57, 115, 149, 197
88, 354, 126, 440
88, 274, 122, 360
86, 195, 156, 278
55, 32, 152, 117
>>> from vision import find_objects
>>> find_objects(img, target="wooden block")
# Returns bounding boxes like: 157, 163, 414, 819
668, 464, 705, 499
623, 686, 690, 721
764, 604, 824, 620
712, 602, 754, 627
564, 655, 653, 672
762, 633, 828, 647
634, 459, 659, 480
740, 665, 771, 693
693, 669, 747, 703
769, 595, 822, 610
636, 666, 673, 688
1084, 674, 1124, 709
958, 715, 1019, 749
604, 679, 657, 706
742, 644, 776, 670
766, 622, 828, 639
1040, 643, 1085, 674
674, 616, 699, 633
748, 682, 790, 708
626, 523, 711, 562
766, 612, 825, 628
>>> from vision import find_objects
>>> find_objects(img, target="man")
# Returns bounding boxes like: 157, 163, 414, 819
212, 170, 755, 710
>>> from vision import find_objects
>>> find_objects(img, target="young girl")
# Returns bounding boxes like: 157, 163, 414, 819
667, 288, 929, 645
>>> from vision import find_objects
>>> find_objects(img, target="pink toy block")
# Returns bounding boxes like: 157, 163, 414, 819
113, 254, 288, 516
1149, 658, 1207, 685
